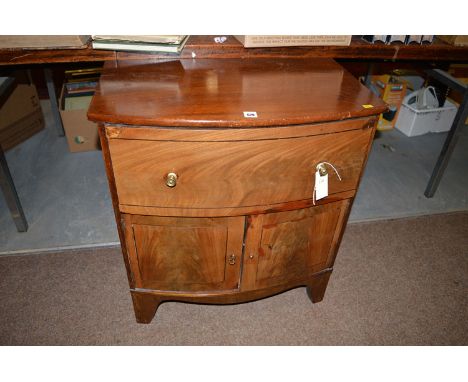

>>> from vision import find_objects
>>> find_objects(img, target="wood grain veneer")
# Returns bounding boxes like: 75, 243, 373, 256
108, 127, 373, 210
123, 214, 244, 292
88, 58, 386, 127
89, 58, 384, 323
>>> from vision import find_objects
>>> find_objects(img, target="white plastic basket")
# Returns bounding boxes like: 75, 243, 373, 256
395, 96, 457, 137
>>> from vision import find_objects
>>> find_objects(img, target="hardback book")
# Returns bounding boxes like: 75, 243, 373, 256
65, 67, 102, 78
92, 35, 187, 45
362, 35, 389, 44
234, 35, 351, 47
422, 35, 434, 43
64, 95, 93, 111
65, 81, 98, 95
92, 36, 189, 53
0, 36, 90, 49
387, 35, 406, 44
406, 35, 422, 44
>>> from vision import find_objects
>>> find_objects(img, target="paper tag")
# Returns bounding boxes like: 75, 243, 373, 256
315, 171, 328, 201
243, 111, 258, 118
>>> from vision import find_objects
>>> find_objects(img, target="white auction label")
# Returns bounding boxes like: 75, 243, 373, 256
243, 111, 258, 118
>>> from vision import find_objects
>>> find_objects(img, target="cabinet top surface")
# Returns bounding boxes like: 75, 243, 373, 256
87, 58, 386, 127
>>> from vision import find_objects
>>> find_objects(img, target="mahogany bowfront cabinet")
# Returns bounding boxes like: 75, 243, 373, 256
88, 58, 386, 323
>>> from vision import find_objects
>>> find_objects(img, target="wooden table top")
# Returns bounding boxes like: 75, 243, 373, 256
87, 58, 387, 127
1, 36, 468, 66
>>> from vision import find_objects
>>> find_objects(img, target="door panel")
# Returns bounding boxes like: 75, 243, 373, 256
242, 200, 350, 290
133, 224, 227, 285
124, 214, 244, 292
257, 217, 316, 282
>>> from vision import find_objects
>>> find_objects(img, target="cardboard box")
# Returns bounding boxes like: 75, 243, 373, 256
0, 83, 45, 150
234, 35, 351, 47
437, 35, 468, 46
369, 75, 407, 131
447, 64, 468, 108
59, 86, 99, 152
448, 64, 468, 82
0, 35, 90, 49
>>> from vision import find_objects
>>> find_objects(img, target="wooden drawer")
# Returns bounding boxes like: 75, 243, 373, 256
108, 127, 373, 210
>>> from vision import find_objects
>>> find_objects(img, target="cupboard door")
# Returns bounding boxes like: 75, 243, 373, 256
123, 214, 244, 292
242, 200, 350, 290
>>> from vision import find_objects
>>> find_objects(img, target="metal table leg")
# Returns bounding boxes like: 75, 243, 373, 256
363, 62, 374, 88
424, 69, 468, 198
0, 146, 28, 232
44, 67, 65, 137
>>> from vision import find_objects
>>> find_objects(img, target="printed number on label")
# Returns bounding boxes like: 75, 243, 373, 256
243, 111, 258, 118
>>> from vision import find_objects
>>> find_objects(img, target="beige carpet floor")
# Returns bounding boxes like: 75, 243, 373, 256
0, 212, 467, 345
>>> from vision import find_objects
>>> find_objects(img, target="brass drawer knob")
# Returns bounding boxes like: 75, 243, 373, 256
228, 254, 236, 265
165, 172, 178, 188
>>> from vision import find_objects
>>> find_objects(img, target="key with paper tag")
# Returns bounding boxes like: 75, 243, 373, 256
313, 162, 342, 204
315, 170, 328, 201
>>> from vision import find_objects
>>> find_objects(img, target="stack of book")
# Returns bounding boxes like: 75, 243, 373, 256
91, 35, 189, 54
61, 67, 101, 111
59, 67, 102, 152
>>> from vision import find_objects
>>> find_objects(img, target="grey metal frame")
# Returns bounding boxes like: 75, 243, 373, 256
424, 69, 468, 198
0, 146, 28, 232
44, 68, 65, 137
0, 77, 28, 232
0, 68, 66, 233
